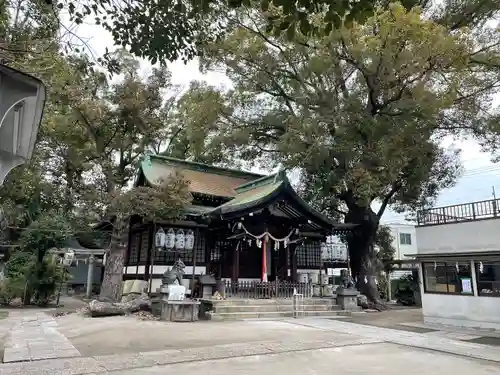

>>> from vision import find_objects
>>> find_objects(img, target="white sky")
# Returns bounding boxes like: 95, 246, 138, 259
74, 19, 500, 224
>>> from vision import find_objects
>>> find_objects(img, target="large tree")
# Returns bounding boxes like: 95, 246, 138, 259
198, 2, 500, 304
42, 53, 227, 300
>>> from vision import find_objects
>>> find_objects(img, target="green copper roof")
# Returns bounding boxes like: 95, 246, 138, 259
213, 170, 288, 213
138, 154, 263, 197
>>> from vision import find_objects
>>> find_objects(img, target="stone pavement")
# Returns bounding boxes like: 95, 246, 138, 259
1, 315, 500, 375
89, 342, 500, 375
0, 332, 499, 375
3, 313, 80, 363
286, 318, 500, 363
0, 334, 382, 375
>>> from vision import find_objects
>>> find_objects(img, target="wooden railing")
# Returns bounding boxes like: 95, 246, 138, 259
224, 280, 312, 299
417, 198, 500, 226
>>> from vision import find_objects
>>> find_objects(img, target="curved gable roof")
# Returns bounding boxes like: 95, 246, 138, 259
138, 154, 263, 198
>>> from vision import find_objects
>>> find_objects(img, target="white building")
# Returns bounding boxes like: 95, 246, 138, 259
386, 223, 418, 261
415, 198, 500, 329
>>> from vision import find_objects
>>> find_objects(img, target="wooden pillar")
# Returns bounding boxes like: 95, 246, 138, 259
285, 245, 290, 281
290, 244, 298, 282
145, 225, 153, 281
262, 236, 268, 282
232, 241, 239, 282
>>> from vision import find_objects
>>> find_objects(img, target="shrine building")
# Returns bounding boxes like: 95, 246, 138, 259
124, 155, 353, 293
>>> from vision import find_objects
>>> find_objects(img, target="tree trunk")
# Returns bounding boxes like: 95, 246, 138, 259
99, 216, 128, 302
346, 205, 383, 305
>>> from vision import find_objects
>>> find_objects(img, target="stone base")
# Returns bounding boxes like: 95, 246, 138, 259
336, 287, 359, 311
424, 315, 500, 331
160, 300, 201, 322
202, 285, 214, 299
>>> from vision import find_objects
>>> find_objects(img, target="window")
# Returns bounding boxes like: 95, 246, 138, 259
399, 233, 412, 245
296, 242, 321, 268
475, 261, 500, 296
127, 232, 140, 266
423, 262, 473, 294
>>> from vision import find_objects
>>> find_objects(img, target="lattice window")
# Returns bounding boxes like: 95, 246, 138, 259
212, 240, 232, 262
296, 241, 321, 268
139, 231, 149, 264
182, 233, 206, 264
128, 233, 139, 265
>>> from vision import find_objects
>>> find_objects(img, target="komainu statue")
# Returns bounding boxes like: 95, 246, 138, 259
162, 259, 186, 285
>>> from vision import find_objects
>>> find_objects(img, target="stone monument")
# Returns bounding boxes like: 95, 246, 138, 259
336, 269, 359, 311
159, 259, 200, 322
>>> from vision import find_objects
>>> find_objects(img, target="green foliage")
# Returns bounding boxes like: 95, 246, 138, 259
377, 275, 388, 300
394, 274, 418, 306
29, 260, 71, 306
110, 175, 192, 223
62, 0, 497, 67
197, 2, 500, 301
60, 0, 382, 65
3, 213, 74, 306
200, 2, 500, 214
4, 252, 70, 306
17, 213, 72, 260
375, 225, 395, 273
0, 278, 25, 305
5, 251, 34, 279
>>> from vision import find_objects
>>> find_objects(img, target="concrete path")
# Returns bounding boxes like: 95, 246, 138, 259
0, 330, 499, 375
89, 342, 500, 375
1, 315, 500, 375
286, 318, 500, 363
3, 313, 80, 363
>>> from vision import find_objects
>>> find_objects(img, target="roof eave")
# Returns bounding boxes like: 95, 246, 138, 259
281, 180, 342, 232
211, 183, 285, 218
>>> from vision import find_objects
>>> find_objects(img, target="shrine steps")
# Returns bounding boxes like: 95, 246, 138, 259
201, 298, 359, 321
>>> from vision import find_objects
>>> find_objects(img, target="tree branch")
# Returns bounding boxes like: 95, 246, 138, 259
377, 182, 402, 218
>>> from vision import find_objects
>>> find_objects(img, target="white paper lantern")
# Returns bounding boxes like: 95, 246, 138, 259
185, 229, 195, 250
175, 229, 185, 249
166, 228, 175, 249
320, 242, 328, 259
155, 227, 165, 249
63, 250, 75, 266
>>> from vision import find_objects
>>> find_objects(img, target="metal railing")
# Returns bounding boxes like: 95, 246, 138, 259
417, 198, 500, 226
292, 293, 305, 318
223, 280, 312, 299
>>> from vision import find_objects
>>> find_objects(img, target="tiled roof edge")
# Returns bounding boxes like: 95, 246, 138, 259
234, 170, 288, 193
147, 154, 265, 179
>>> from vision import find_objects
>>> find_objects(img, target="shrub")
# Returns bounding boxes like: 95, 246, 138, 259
394, 274, 418, 306
377, 275, 388, 300
31, 260, 70, 306
5, 212, 73, 306
5, 252, 71, 306
0, 278, 25, 305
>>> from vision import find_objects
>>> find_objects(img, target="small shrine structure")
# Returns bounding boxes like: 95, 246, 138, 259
123, 155, 354, 295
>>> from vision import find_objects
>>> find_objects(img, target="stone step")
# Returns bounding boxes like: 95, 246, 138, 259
206, 310, 352, 321
212, 304, 341, 313
207, 298, 337, 307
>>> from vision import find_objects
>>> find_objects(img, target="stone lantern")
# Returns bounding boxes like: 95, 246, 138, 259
0, 64, 46, 185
